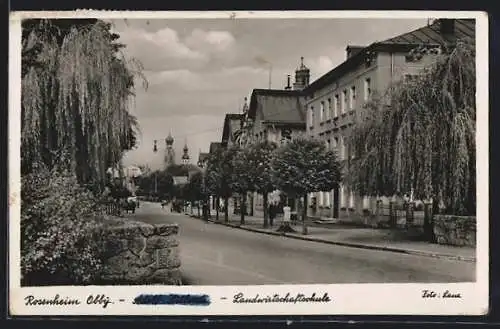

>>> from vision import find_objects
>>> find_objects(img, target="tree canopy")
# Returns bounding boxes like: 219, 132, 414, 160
21, 19, 146, 191
205, 145, 239, 199
272, 138, 342, 197
348, 38, 475, 215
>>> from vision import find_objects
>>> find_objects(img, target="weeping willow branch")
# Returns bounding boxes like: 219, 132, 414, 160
348, 38, 475, 215
21, 19, 147, 191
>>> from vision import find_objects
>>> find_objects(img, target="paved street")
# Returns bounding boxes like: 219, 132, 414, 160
132, 202, 475, 285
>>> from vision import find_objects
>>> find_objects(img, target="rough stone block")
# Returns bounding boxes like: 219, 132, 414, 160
433, 215, 476, 247
155, 224, 179, 236
128, 236, 146, 255
145, 235, 178, 252
125, 265, 155, 282
157, 248, 181, 269
98, 220, 181, 285
148, 268, 182, 285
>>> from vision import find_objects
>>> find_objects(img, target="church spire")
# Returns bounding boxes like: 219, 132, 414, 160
293, 56, 310, 90
164, 129, 176, 169
181, 138, 190, 165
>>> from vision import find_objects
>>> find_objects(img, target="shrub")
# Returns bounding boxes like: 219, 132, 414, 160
21, 164, 106, 286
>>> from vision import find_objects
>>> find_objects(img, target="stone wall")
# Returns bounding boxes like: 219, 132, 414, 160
433, 215, 476, 247
99, 219, 182, 285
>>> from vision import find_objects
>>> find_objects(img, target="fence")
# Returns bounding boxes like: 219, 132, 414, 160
101, 201, 123, 217
373, 201, 427, 229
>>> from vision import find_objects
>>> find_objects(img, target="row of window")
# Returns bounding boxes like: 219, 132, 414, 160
308, 77, 372, 127
309, 187, 354, 208
311, 191, 375, 209
252, 129, 293, 145
323, 135, 353, 161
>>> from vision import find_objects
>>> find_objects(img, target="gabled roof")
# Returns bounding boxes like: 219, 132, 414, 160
305, 19, 475, 93
221, 113, 243, 145
382, 19, 474, 45
248, 89, 305, 124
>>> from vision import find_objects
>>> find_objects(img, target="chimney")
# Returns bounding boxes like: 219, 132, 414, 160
346, 45, 365, 60
284, 75, 291, 90
440, 19, 455, 35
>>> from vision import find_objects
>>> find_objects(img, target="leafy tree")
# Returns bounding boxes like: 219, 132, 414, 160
21, 19, 146, 191
165, 164, 189, 177
241, 141, 278, 228
185, 171, 207, 217
205, 146, 238, 222
205, 151, 223, 221
348, 38, 475, 240
231, 146, 251, 224
20, 19, 145, 285
272, 137, 341, 234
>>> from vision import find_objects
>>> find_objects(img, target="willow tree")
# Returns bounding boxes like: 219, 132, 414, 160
21, 19, 146, 191
348, 38, 476, 216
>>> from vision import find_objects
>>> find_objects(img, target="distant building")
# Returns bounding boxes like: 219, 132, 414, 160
246, 88, 306, 146
181, 140, 191, 165
221, 113, 244, 148
172, 176, 189, 187
209, 142, 222, 154
236, 58, 309, 217
304, 18, 475, 219
197, 151, 209, 169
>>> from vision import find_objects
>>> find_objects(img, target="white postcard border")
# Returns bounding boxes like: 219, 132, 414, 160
8, 10, 489, 316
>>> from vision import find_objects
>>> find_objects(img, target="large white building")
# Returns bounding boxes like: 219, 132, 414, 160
303, 19, 475, 219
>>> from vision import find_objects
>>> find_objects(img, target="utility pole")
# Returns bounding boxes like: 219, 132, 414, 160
153, 140, 158, 197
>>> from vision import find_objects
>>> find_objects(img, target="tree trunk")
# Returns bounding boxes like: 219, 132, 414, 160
197, 202, 200, 217
423, 202, 434, 242
302, 193, 308, 235
215, 196, 220, 221
224, 197, 229, 223
240, 193, 246, 225
250, 193, 254, 216
263, 192, 269, 228
203, 197, 209, 221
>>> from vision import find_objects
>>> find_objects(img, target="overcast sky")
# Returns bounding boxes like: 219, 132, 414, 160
111, 18, 428, 170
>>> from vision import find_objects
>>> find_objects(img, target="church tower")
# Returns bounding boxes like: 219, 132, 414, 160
181, 140, 190, 165
293, 57, 310, 90
164, 131, 176, 169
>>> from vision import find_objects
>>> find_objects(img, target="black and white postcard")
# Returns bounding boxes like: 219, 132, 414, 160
8, 10, 489, 316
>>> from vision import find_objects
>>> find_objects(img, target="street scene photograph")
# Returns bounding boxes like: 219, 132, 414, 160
17, 14, 478, 288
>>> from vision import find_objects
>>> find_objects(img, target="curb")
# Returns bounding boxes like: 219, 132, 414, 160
203, 218, 476, 263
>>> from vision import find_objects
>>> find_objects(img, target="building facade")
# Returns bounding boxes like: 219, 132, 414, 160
241, 59, 310, 217
197, 151, 209, 169
303, 18, 475, 219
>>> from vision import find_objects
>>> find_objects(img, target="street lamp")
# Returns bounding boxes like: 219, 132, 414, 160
153, 140, 158, 196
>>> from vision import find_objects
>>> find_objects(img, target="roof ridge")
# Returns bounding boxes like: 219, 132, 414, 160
380, 19, 438, 44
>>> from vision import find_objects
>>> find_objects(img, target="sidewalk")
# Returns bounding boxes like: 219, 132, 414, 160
197, 211, 476, 263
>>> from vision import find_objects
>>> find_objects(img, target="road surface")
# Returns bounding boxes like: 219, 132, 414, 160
132, 202, 475, 285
